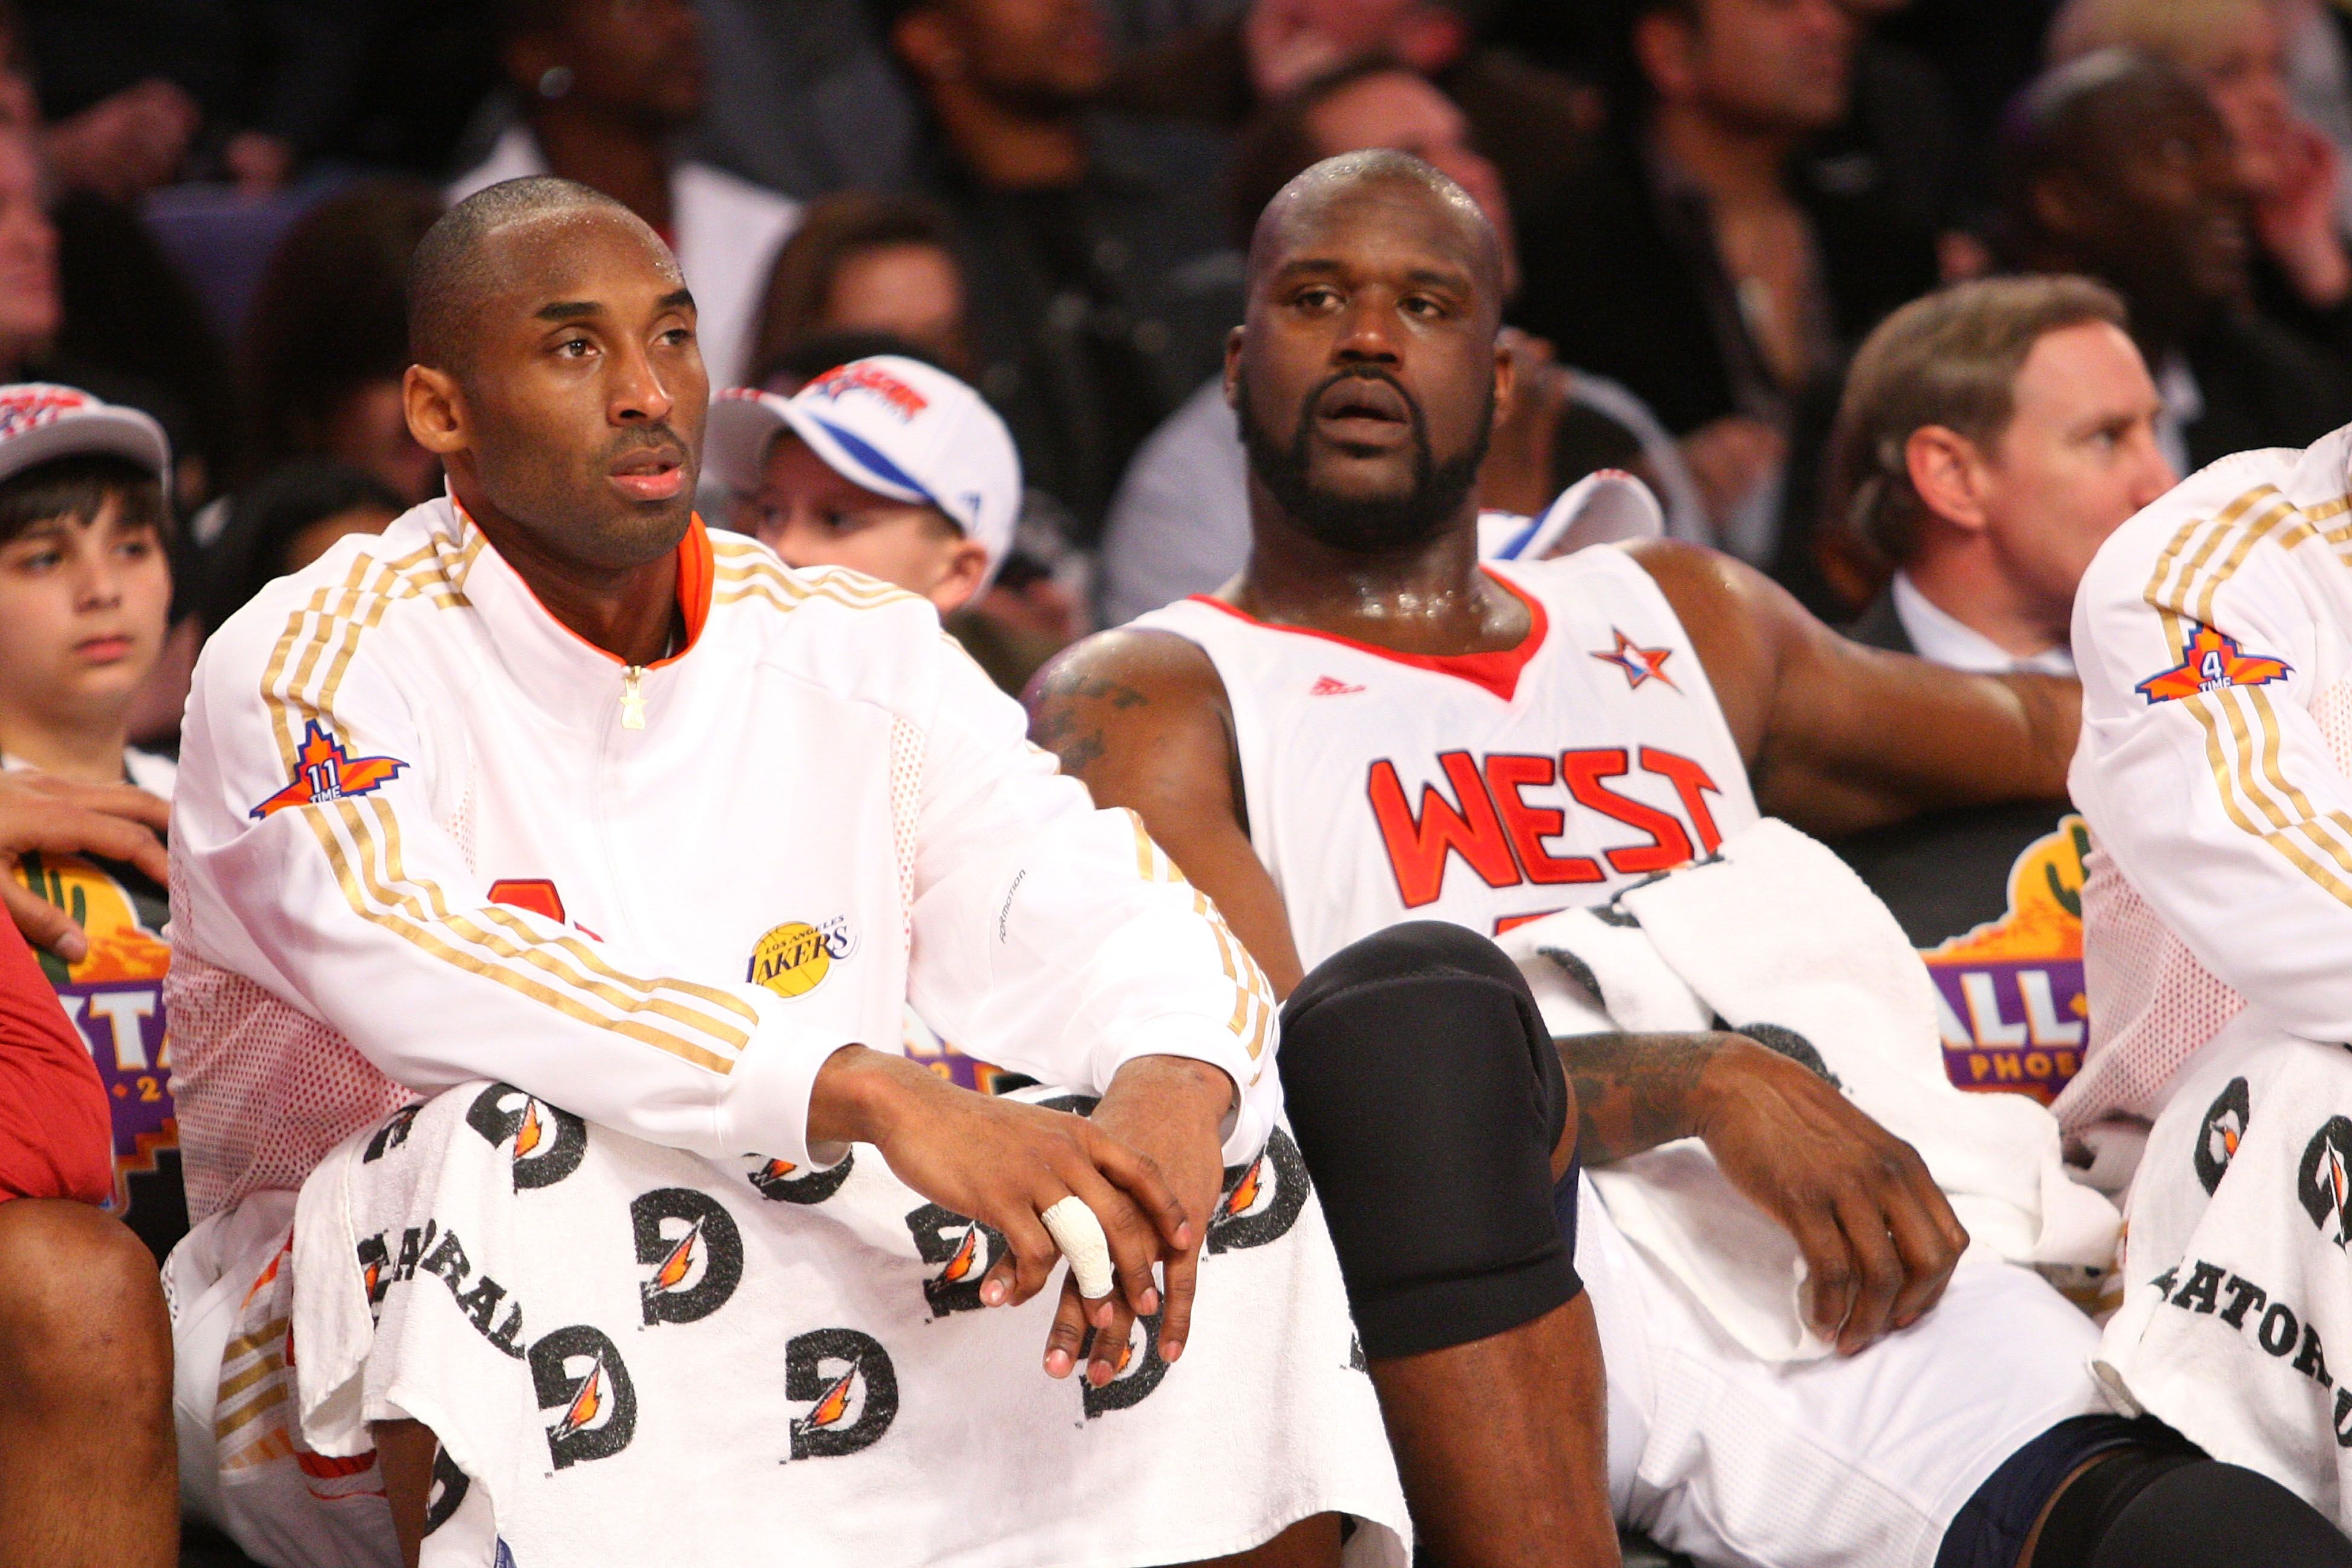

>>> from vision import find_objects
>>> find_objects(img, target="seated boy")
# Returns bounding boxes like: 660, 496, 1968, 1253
708, 354, 1013, 616
0, 382, 186, 1258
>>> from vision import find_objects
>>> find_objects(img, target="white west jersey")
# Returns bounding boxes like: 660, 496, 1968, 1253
169, 499, 1279, 1221
2061, 422, 2352, 1131
1131, 546, 1758, 969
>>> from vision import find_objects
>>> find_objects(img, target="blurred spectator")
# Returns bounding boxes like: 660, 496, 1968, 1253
1106, 0, 1598, 244
1992, 48, 2352, 474
688, 0, 922, 198
0, 126, 54, 382
10, 0, 380, 195
193, 459, 402, 640
883, 0, 1241, 537
751, 192, 975, 387
1808, 0, 1965, 248
1097, 61, 1706, 626
2277, 0, 2352, 240
1823, 276, 2173, 1106
0, 122, 229, 520
0, 8, 237, 508
1516, 0, 1936, 566
1824, 0, 2060, 228
2050, 0, 2352, 362
449, 0, 801, 391
235, 180, 443, 511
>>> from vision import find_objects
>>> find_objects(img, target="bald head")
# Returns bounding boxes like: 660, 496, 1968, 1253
1248, 149, 1506, 316
408, 176, 680, 376
1229, 148, 1510, 557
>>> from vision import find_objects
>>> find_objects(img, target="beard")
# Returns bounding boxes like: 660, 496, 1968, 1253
1238, 364, 1492, 553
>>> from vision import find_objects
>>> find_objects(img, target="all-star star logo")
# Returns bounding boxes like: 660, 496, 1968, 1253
1592, 629, 1677, 691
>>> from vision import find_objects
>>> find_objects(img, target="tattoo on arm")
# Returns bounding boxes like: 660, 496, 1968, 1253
1561, 1031, 1728, 1165
1028, 669, 1149, 780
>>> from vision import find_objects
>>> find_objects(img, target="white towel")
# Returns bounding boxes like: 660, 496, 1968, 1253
1499, 818, 2121, 1362
289, 1080, 1409, 1567
2094, 1020, 2352, 1524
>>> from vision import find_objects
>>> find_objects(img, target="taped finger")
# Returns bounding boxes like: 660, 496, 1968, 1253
1041, 1194, 1115, 1299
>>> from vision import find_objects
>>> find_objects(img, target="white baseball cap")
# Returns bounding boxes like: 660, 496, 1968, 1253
0, 382, 171, 489
707, 356, 1022, 589
1478, 469, 1663, 562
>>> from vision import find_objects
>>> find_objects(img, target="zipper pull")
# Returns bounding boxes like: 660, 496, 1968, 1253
621, 665, 647, 730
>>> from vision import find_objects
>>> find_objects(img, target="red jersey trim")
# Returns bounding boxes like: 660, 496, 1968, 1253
1184, 570, 1549, 702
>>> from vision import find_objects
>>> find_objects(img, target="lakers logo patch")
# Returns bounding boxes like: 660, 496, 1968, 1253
748, 917, 856, 998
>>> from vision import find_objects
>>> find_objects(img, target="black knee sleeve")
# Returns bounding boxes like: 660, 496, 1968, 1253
2033, 1446, 2352, 1568
1278, 920, 1581, 1359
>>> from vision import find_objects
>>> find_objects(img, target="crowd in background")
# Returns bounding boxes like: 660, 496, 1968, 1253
4, 0, 2347, 717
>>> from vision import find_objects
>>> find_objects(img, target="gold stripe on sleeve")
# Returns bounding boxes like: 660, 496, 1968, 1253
351, 800, 753, 1051
303, 807, 737, 1073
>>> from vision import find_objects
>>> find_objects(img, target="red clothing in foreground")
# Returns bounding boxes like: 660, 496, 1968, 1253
0, 916, 112, 1203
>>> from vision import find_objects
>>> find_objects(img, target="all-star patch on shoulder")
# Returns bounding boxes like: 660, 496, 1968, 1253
2136, 624, 2293, 704
250, 721, 409, 818
1592, 628, 1677, 691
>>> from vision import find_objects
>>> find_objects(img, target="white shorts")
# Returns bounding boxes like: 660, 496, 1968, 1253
171, 1082, 1406, 1568
167, 1189, 401, 1568
1578, 1175, 2106, 1568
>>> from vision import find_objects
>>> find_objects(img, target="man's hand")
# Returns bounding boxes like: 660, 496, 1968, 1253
0, 773, 170, 962
807, 1048, 1210, 1377
1044, 1055, 1232, 1385
1690, 1036, 1968, 1354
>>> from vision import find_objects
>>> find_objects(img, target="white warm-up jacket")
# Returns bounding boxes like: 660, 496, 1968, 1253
166, 500, 1278, 1222
2062, 423, 2352, 1131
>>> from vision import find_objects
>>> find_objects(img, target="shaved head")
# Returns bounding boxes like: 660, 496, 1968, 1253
400, 171, 707, 584
1247, 149, 1506, 317
408, 176, 678, 376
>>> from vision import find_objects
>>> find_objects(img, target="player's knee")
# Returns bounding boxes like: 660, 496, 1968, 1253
1280, 922, 1579, 1359
2027, 1445, 2352, 1567
1283, 921, 1567, 1146
2083, 1457, 2352, 1566
0, 1199, 173, 1424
